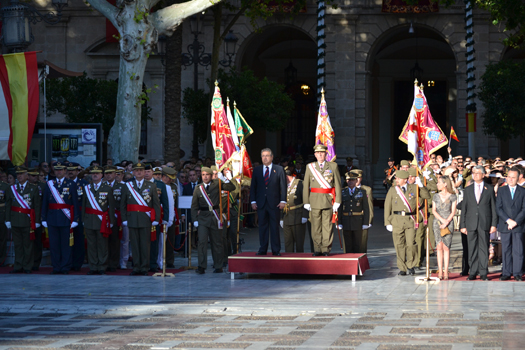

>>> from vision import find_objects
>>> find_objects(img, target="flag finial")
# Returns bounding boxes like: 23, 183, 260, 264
414, 79, 419, 86
215, 80, 218, 86
419, 83, 424, 90
234, 100, 237, 107
321, 87, 325, 100
227, 97, 230, 105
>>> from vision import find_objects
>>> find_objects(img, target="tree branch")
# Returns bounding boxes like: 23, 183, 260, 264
150, 0, 222, 35
86, 0, 119, 29
220, 5, 248, 40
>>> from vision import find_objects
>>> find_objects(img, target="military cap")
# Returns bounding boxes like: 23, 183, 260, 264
284, 166, 296, 177
352, 169, 363, 177
90, 165, 103, 173
201, 167, 213, 175
162, 166, 177, 179
210, 165, 217, 172
345, 171, 358, 180
313, 144, 327, 152
387, 157, 395, 162
133, 162, 145, 170
104, 165, 117, 173
346, 157, 353, 162
28, 167, 39, 176
395, 170, 409, 179
153, 167, 162, 174
52, 161, 66, 170
400, 160, 411, 167
67, 162, 80, 171
144, 163, 153, 170
116, 166, 124, 173
407, 168, 418, 177
15, 166, 28, 174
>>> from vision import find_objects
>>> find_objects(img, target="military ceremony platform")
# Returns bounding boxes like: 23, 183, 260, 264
228, 252, 369, 281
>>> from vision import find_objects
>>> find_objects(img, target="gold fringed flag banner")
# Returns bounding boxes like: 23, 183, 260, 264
399, 81, 447, 169
211, 82, 237, 172
233, 101, 253, 144
0, 52, 39, 165
314, 89, 336, 162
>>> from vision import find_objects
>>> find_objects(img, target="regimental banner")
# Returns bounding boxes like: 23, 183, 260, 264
210, 82, 237, 172
314, 90, 336, 162
382, 0, 438, 13
399, 82, 447, 169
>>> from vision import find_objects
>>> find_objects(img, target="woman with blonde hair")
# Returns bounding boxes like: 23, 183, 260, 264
432, 175, 457, 280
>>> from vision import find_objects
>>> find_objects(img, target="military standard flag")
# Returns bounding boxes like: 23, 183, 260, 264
0, 52, 39, 165
233, 101, 253, 144
211, 82, 237, 172
399, 81, 448, 169
314, 89, 336, 161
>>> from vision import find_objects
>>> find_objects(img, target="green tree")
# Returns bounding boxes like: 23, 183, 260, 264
476, 0, 525, 47
478, 60, 525, 141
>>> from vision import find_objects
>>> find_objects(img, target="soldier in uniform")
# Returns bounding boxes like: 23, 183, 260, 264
67, 162, 88, 271
82, 166, 116, 274
114, 167, 129, 268
6, 166, 41, 274
418, 165, 439, 267
384, 170, 430, 275
161, 167, 178, 268
303, 144, 342, 256
191, 167, 236, 274
280, 166, 308, 252
42, 162, 80, 274
103, 166, 121, 272
0, 168, 9, 267
337, 171, 370, 253
27, 168, 44, 270
353, 169, 374, 253
121, 162, 161, 275
222, 170, 241, 258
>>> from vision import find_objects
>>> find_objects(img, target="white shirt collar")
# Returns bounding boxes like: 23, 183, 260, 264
72, 177, 78, 183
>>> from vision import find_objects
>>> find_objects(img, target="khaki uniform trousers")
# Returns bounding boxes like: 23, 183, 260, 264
284, 223, 306, 253
86, 228, 108, 272
392, 215, 418, 271
12, 226, 33, 271
310, 208, 333, 253
129, 227, 151, 273
198, 224, 223, 270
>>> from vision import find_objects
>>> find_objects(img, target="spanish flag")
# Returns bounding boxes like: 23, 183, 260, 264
450, 126, 459, 142
0, 52, 39, 165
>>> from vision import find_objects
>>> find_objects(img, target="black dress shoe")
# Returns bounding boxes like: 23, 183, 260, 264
255, 252, 267, 255
61, 271, 69, 275
500, 275, 511, 281
51, 271, 60, 275
32, 267, 39, 271
408, 268, 415, 276
141, 271, 148, 276
130, 271, 141, 276
459, 272, 469, 276
272, 252, 281, 256
398, 271, 407, 276
480, 275, 489, 281
515, 275, 523, 281
99, 271, 106, 275
72, 267, 81, 272
195, 267, 205, 274
87, 270, 97, 275
323, 252, 330, 256
108, 268, 116, 272
149, 268, 158, 273
9, 269, 22, 274
418, 266, 426, 270
167, 264, 175, 269
313, 252, 322, 256
24, 270, 31, 274
466, 275, 477, 280
213, 268, 223, 273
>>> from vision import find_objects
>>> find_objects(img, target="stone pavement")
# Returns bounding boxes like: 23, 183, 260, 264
0, 208, 523, 349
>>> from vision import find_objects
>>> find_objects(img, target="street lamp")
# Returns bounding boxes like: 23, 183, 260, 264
1, 0, 68, 52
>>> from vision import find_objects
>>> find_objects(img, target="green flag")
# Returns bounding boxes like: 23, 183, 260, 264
233, 102, 253, 144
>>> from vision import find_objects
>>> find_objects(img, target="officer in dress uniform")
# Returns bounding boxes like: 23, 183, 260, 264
42, 162, 80, 274
280, 166, 308, 252
27, 168, 44, 270
303, 144, 342, 256
161, 167, 178, 268
191, 167, 236, 274
353, 169, 374, 253
82, 166, 115, 275
0, 168, 9, 267
115, 167, 130, 269
337, 171, 370, 253
6, 166, 41, 274
67, 162, 88, 271
415, 166, 438, 268
384, 169, 430, 275
102, 165, 121, 272
121, 162, 161, 275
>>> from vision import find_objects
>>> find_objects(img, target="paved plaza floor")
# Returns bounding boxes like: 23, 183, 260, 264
0, 209, 523, 349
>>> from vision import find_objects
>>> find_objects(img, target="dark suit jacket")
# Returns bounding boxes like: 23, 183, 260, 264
183, 182, 200, 196
496, 185, 525, 233
42, 178, 80, 226
459, 183, 498, 232
249, 164, 286, 210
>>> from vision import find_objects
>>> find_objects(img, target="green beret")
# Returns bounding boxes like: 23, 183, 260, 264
407, 168, 417, 177
400, 160, 411, 167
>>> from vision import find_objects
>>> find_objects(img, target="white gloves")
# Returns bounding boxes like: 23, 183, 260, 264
218, 173, 229, 183
362, 225, 371, 230
301, 217, 308, 224
224, 170, 232, 180
280, 220, 283, 228
110, 224, 114, 228
338, 224, 343, 230
5, 222, 11, 229
415, 177, 424, 188
193, 221, 199, 228
227, 221, 230, 227
304, 204, 311, 211
71, 222, 78, 229
333, 203, 340, 212
122, 221, 128, 227
386, 225, 393, 232
423, 170, 431, 179
162, 220, 168, 225
42, 221, 48, 228
35, 223, 41, 228
152, 221, 159, 226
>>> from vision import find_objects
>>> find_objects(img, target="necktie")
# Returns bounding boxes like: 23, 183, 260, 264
138, 181, 142, 189
95, 184, 99, 192
320, 163, 324, 170
511, 187, 515, 200
206, 184, 210, 192
192, 183, 195, 191
475, 184, 481, 203
264, 167, 269, 186
402, 186, 406, 194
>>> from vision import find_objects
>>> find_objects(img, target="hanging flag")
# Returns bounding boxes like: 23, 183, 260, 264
233, 101, 253, 144
0, 52, 39, 165
211, 82, 237, 172
225, 97, 240, 150
450, 126, 459, 142
241, 145, 253, 179
399, 81, 448, 169
314, 88, 336, 161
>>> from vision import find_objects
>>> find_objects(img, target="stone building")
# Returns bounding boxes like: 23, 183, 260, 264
10, 0, 516, 195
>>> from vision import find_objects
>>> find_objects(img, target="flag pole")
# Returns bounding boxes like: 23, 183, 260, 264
448, 128, 452, 148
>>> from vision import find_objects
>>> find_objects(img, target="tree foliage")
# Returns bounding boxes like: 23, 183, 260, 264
182, 68, 294, 143
476, 0, 525, 47
478, 60, 525, 141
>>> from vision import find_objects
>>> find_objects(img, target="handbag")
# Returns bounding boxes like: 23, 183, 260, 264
440, 226, 451, 237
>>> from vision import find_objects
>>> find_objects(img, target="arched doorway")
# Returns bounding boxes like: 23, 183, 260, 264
239, 26, 317, 158
367, 24, 457, 189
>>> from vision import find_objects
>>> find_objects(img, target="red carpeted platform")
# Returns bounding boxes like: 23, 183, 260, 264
430, 272, 520, 281
228, 252, 369, 281
0, 266, 184, 276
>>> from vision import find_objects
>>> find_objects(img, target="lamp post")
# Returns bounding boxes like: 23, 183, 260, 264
1, 0, 68, 52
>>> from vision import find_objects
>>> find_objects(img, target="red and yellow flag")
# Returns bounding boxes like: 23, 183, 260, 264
450, 126, 459, 142
0, 52, 39, 165
210, 82, 237, 172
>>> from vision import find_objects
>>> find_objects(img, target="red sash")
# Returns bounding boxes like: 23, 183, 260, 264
310, 187, 338, 223
11, 207, 36, 239
127, 204, 156, 241
85, 207, 112, 237
49, 203, 74, 225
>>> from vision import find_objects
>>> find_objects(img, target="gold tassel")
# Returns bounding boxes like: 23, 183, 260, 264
69, 231, 74, 246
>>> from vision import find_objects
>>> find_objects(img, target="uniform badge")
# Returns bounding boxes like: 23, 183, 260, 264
77, 187, 83, 196
23, 194, 32, 207
113, 188, 121, 200
62, 188, 70, 195
356, 202, 360, 207
171, 189, 177, 198
99, 192, 108, 200
356, 192, 363, 199
0, 191, 4, 200
142, 189, 151, 203
157, 188, 162, 197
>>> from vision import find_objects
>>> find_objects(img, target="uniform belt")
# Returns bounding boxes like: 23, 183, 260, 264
199, 205, 219, 211
393, 211, 415, 216
343, 211, 364, 216
127, 204, 156, 223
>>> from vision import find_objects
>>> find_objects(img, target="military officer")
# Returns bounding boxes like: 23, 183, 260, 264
417, 165, 439, 267
191, 167, 236, 274
103, 165, 121, 272
303, 144, 342, 256
353, 169, 374, 253
337, 171, 370, 254
114, 167, 129, 269
280, 166, 308, 253
161, 167, 179, 268
27, 168, 45, 270
384, 169, 430, 275
67, 162, 88, 271
0, 169, 9, 267
42, 162, 80, 275
221, 169, 241, 260
6, 166, 41, 274
121, 162, 161, 275
82, 166, 116, 274
383, 157, 397, 191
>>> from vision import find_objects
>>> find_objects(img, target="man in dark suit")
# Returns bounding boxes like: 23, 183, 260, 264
460, 165, 498, 281
496, 167, 525, 281
182, 169, 199, 248
250, 148, 287, 255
